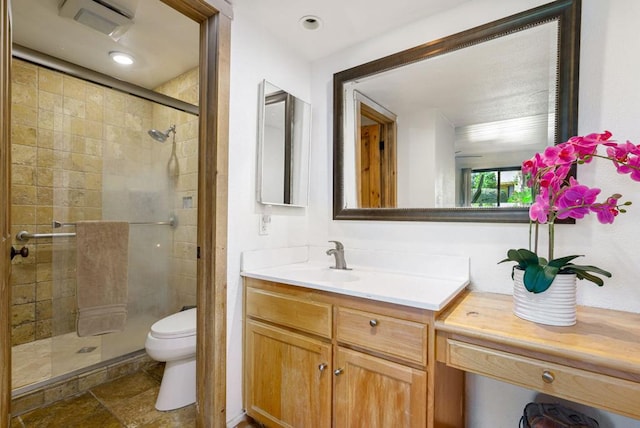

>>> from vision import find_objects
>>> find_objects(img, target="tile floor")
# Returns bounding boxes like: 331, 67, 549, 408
11, 364, 198, 427
12, 315, 157, 390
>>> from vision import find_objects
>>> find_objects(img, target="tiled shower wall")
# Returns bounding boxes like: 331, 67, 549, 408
153, 67, 199, 312
10, 59, 200, 346
11, 59, 108, 345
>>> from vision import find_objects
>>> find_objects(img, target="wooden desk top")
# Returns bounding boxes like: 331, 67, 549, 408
435, 292, 640, 378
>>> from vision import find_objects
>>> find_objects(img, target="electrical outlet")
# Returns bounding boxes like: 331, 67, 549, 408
259, 213, 270, 235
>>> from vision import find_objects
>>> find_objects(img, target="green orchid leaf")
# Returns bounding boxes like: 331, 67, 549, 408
573, 270, 605, 286
499, 248, 539, 269
523, 264, 558, 293
548, 255, 583, 268
564, 264, 612, 277
498, 249, 612, 290
562, 264, 611, 287
515, 248, 539, 265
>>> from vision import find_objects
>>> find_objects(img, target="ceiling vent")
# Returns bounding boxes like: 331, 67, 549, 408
58, 0, 134, 40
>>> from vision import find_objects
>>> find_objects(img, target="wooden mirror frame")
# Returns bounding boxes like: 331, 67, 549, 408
333, 0, 581, 223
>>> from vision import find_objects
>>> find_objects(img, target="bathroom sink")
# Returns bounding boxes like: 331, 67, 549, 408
290, 267, 359, 283
241, 248, 471, 310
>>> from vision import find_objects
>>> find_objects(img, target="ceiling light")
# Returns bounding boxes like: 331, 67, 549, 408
109, 51, 134, 65
299, 15, 322, 31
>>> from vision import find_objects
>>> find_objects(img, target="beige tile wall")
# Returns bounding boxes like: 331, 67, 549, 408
10, 59, 105, 344
153, 67, 199, 312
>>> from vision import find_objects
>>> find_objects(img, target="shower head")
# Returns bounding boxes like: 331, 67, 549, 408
148, 125, 176, 143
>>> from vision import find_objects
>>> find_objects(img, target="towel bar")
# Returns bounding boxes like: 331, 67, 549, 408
52, 216, 176, 228
16, 217, 178, 242
16, 231, 76, 241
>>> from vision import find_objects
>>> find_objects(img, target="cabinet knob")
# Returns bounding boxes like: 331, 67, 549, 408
334, 368, 344, 376
318, 363, 328, 372
541, 370, 555, 384
369, 319, 378, 327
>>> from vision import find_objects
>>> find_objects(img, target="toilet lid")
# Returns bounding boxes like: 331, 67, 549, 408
150, 308, 197, 339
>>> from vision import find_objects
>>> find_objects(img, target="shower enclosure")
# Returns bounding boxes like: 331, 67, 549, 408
10, 57, 199, 392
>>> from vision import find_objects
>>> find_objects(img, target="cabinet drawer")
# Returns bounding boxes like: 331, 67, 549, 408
246, 287, 332, 338
446, 339, 640, 419
336, 307, 427, 366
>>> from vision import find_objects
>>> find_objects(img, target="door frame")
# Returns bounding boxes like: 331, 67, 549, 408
0, 0, 12, 426
354, 91, 397, 208
0, 1, 231, 426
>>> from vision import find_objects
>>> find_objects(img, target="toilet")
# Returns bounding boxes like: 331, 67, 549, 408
145, 308, 197, 411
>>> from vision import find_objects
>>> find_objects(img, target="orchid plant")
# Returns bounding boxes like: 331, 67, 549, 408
500, 131, 639, 293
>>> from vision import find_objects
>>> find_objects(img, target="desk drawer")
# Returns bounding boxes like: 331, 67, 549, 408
446, 339, 640, 419
336, 307, 427, 366
245, 287, 332, 338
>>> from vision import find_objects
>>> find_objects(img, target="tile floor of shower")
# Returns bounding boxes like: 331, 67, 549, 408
12, 315, 157, 390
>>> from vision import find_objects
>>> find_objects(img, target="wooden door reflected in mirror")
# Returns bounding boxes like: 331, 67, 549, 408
356, 93, 397, 208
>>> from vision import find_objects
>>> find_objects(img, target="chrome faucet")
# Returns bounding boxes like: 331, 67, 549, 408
326, 240, 349, 270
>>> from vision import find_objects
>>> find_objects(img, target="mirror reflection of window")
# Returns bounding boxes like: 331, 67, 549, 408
464, 167, 529, 208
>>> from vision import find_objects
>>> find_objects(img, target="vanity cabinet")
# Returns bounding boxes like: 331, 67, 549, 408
244, 286, 333, 427
436, 292, 640, 421
243, 278, 460, 428
244, 320, 332, 427
333, 347, 427, 427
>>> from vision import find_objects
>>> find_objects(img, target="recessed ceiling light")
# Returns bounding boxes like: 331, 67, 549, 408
109, 51, 134, 65
299, 15, 322, 31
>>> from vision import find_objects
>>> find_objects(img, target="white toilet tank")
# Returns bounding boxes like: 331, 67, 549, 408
150, 307, 196, 339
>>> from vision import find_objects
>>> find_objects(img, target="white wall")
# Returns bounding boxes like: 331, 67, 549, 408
396, 108, 455, 208
307, 0, 640, 426
226, 2, 312, 421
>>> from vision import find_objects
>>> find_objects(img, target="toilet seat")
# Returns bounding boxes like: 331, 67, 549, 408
150, 308, 196, 339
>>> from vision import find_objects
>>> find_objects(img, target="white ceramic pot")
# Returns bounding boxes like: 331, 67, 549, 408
512, 268, 577, 326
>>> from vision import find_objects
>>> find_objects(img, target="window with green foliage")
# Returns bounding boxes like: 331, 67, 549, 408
471, 167, 531, 207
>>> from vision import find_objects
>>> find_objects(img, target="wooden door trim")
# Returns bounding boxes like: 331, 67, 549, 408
161, 0, 231, 426
355, 94, 398, 208
194, 8, 231, 428
0, 0, 11, 426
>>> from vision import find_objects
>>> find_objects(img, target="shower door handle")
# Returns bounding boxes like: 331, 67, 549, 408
10, 246, 29, 260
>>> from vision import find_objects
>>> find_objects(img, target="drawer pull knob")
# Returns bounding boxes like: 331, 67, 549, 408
334, 368, 344, 376
318, 363, 328, 372
369, 319, 378, 327
541, 370, 555, 384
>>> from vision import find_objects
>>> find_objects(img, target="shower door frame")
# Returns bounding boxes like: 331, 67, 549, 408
0, 1, 232, 427
0, 0, 11, 427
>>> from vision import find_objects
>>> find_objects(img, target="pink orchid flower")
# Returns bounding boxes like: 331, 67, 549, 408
590, 196, 620, 224
555, 177, 601, 220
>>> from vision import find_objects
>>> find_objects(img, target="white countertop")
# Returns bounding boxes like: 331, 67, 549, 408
241, 248, 470, 311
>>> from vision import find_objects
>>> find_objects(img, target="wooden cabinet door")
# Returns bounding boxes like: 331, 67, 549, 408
334, 347, 427, 428
244, 320, 332, 428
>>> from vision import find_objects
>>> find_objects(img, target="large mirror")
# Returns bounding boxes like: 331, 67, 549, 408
333, 0, 581, 222
258, 80, 311, 206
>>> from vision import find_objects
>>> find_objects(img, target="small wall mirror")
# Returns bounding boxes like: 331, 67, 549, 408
333, 0, 581, 222
258, 80, 311, 206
